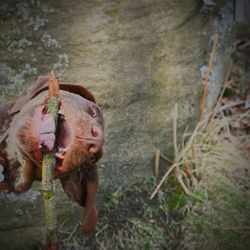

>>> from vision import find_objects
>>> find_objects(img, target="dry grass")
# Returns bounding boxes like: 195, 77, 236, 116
180, 107, 250, 250
150, 53, 250, 249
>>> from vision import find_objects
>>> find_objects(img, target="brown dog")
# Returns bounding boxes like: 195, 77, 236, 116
0, 76, 104, 234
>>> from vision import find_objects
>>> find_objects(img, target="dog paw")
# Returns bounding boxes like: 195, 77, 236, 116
14, 178, 31, 194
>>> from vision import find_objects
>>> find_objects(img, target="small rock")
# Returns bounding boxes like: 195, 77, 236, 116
15, 208, 23, 216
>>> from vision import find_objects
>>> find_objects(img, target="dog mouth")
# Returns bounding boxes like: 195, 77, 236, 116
55, 110, 72, 170
36, 105, 103, 174
38, 107, 72, 171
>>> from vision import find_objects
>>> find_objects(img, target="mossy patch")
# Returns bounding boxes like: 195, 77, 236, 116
106, 9, 119, 18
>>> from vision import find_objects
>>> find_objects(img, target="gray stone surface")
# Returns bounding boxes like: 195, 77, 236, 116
0, 0, 235, 248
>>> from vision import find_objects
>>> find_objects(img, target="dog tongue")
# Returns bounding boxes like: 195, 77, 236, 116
39, 114, 56, 151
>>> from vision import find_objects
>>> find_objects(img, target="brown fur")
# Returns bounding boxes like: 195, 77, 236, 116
0, 76, 104, 234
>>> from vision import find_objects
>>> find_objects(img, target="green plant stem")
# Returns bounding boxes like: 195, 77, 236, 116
42, 90, 60, 249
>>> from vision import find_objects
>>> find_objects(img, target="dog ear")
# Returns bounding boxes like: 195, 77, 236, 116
81, 165, 99, 234
0, 102, 15, 144
60, 171, 87, 206
11, 76, 49, 114
59, 82, 96, 104
11, 76, 96, 114
60, 165, 99, 234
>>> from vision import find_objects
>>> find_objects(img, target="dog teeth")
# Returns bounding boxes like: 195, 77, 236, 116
58, 147, 68, 153
55, 152, 62, 158
56, 147, 69, 160
58, 109, 65, 119
55, 149, 67, 159
58, 147, 64, 152
55, 151, 65, 157
58, 109, 65, 120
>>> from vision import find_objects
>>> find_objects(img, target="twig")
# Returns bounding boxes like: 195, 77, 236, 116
150, 107, 209, 199
58, 220, 69, 230
192, 145, 201, 180
160, 154, 172, 164
213, 62, 233, 112
63, 224, 79, 243
150, 162, 180, 200
218, 100, 245, 112
207, 61, 233, 129
173, 104, 179, 162
199, 33, 219, 122
42, 71, 60, 250
173, 103, 191, 195
177, 174, 191, 195
183, 160, 197, 186
154, 149, 160, 178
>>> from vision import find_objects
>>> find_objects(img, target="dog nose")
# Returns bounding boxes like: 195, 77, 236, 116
91, 126, 103, 140
89, 126, 104, 154
91, 126, 99, 138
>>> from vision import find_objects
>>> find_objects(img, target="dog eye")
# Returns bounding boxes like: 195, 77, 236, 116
87, 106, 98, 118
